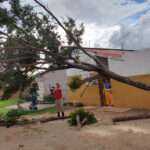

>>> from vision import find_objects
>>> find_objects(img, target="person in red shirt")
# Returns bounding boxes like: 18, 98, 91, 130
53, 83, 64, 118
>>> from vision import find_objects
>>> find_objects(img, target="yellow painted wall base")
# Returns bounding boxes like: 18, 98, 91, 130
112, 74, 150, 109
68, 84, 100, 106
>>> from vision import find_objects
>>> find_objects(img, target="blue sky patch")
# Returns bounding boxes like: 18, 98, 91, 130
121, 0, 146, 5
120, 6, 150, 26
134, 0, 146, 3
129, 7, 150, 20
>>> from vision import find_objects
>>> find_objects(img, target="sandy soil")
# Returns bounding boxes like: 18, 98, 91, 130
1, 108, 150, 150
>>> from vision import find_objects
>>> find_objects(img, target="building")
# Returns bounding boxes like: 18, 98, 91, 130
36, 70, 68, 101
68, 48, 150, 109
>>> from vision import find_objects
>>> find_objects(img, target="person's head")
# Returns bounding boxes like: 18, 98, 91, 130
31, 82, 38, 90
56, 83, 60, 88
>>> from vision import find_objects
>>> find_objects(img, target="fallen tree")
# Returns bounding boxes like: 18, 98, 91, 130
0, 0, 150, 93
112, 113, 150, 123
0, 114, 70, 127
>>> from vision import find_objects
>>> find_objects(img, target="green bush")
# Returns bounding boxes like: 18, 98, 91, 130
68, 75, 82, 91
2, 85, 18, 99
43, 95, 55, 104
3, 109, 26, 127
68, 109, 97, 126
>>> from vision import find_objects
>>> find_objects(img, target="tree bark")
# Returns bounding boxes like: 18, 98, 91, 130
113, 113, 150, 123
98, 78, 105, 106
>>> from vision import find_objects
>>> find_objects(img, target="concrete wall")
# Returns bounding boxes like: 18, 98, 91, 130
36, 70, 68, 101
68, 50, 150, 108
108, 50, 150, 76
68, 84, 100, 106
108, 50, 150, 109
67, 51, 96, 77
111, 74, 150, 109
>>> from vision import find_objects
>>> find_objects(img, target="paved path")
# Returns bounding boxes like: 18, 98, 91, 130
6, 102, 55, 110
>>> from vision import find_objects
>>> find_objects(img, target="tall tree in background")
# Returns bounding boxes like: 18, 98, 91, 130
0, 0, 84, 98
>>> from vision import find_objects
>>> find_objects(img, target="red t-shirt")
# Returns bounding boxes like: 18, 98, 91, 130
53, 88, 62, 100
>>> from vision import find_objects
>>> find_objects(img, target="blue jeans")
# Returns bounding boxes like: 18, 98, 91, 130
31, 95, 37, 107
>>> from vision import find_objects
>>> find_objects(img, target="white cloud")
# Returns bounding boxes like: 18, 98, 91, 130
56, 22, 120, 48
82, 24, 120, 47
30, 0, 150, 49
43, 0, 150, 49
110, 12, 150, 50
44, 0, 149, 26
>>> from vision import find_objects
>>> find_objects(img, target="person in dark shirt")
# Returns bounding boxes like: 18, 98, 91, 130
29, 82, 39, 110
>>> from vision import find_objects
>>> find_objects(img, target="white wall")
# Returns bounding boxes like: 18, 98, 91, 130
36, 70, 68, 101
108, 50, 150, 76
67, 51, 96, 77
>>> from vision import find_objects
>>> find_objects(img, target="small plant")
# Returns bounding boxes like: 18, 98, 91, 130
68, 75, 82, 91
68, 109, 97, 126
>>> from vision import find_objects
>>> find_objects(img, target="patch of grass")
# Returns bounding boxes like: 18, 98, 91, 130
1, 106, 58, 127
27, 106, 69, 116
0, 98, 69, 121
25, 105, 68, 115
1, 106, 57, 118
0, 99, 20, 116
0, 108, 9, 115
22, 106, 57, 116
1, 105, 70, 127
0, 99, 19, 108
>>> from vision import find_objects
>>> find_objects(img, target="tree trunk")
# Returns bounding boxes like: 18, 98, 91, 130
113, 113, 150, 123
98, 78, 105, 106
67, 61, 150, 91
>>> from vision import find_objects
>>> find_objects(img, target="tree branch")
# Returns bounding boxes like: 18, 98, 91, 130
66, 61, 150, 91
0, 56, 39, 63
36, 65, 71, 76
33, 0, 102, 65
0, 31, 8, 37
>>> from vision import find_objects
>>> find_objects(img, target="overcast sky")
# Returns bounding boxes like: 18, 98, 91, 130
32, 0, 150, 50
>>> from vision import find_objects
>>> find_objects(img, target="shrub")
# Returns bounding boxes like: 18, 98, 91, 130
68, 75, 82, 91
2, 85, 18, 99
3, 109, 26, 127
68, 109, 97, 126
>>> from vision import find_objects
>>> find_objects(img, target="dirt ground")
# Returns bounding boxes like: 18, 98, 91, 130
1, 107, 150, 150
